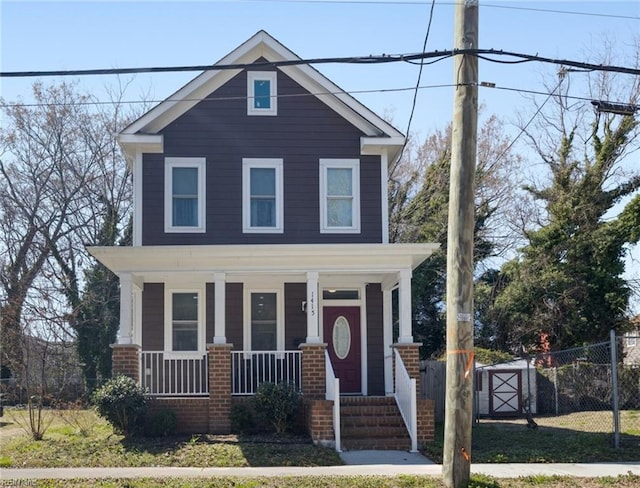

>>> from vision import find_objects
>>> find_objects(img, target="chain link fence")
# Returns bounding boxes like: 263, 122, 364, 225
469, 332, 640, 448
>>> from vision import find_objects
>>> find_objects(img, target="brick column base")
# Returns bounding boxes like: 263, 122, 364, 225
208, 343, 233, 433
299, 343, 327, 399
305, 398, 335, 448
110, 344, 141, 381
417, 398, 435, 442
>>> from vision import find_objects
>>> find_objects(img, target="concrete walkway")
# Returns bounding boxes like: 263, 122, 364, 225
1, 452, 639, 480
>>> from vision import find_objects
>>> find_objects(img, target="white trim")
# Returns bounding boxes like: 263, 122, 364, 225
380, 150, 390, 244
383, 288, 394, 395
360, 284, 368, 396
319, 286, 366, 396
88, 243, 439, 275
133, 284, 143, 345
164, 286, 206, 353
242, 158, 284, 233
118, 273, 133, 344
133, 151, 143, 246
213, 272, 227, 344
319, 159, 360, 234
243, 285, 285, 351
247, 71, 277, 116
164, 157, 206, 233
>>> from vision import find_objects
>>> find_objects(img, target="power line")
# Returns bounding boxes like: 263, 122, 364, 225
208, 0, 640, 20
492, 74, 565, 167
0, 81, 619, 110
2, 48, 639, 78
404, 0, 437, 142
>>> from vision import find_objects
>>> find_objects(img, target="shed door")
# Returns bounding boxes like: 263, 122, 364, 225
489, 370, 522, 416
323, 306, 361, 394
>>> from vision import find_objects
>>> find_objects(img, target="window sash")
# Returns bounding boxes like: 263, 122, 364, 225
320, 159, 360, 233
251, 292, 277, 351
171, 292, 199, 352
165, 158, 206, 233
243, 159, 283, 233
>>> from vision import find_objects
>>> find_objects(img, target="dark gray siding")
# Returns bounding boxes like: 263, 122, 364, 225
285, 283, 307, 349
142, 64, 383, 245
366, 283, 384, 395
142, 283, 164, 351
206, 283, 215, 344
225, 283, 244, 349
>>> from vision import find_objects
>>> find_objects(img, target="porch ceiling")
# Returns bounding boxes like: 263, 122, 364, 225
87, 243, 439, 277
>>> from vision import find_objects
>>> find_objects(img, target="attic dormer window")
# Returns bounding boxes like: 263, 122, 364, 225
247, 71, 277, 116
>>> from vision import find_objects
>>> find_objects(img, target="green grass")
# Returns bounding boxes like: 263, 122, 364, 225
24, 474, 640, 488
422, 412, 640, 463
0, 408, 341, 468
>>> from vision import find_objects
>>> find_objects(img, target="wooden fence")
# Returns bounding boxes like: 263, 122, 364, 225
420, 360, 446, 422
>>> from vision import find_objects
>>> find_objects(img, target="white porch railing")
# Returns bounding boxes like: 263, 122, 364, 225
141, 351, 208, 396
394, 348, 418, 452
231, 351, 302, 395
325, 350, 341, 452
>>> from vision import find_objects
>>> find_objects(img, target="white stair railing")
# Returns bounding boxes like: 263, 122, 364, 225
394, 348, 418, 452
325, 350, 341, 452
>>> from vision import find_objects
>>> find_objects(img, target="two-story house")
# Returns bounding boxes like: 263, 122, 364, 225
89, 31, 437, 451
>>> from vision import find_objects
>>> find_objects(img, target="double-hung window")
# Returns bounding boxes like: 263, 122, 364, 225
319, 159, 360, 233
165, 289, 204, 352
165, 158, 206, 233
244, 288, 283, 351
247, 71, 277, 116
242, 158, 283, 233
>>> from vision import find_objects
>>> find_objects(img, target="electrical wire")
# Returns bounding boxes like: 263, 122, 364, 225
2, 49, 639, 78
403, 0, 437, 149
491, 74, 566, 166
203, 0, 640, 20
0, 81, 621, 110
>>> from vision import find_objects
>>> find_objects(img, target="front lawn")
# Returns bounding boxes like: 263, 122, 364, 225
423, 411, 640, 463
0, 408, 341, 468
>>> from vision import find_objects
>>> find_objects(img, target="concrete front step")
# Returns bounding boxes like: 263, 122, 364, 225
339, 396, 411, 450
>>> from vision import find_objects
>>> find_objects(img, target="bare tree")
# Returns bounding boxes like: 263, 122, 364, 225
0, 81, 136, 379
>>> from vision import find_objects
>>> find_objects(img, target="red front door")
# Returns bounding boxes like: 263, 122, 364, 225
323, 306, 361, 394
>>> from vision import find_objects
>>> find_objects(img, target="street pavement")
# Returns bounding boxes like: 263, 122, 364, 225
1, 451, 639, 480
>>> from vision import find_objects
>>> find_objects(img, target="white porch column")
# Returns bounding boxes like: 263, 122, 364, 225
132, 279, 143, 345
118, 272, 133, 345
305, 271, 321, 343
213, 272, 227, 344
398, 268, 413, 344
383, 287, 394, 395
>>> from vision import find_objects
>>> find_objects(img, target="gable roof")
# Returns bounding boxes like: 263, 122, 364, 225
119, 30, 405, 161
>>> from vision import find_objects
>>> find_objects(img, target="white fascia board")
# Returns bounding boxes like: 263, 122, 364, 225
87, 243, 439, 276
118, 134, 164, 168
360, 136, 405, 163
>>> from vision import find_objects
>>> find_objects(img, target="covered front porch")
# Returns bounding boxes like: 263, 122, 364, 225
90, 243, 437, 449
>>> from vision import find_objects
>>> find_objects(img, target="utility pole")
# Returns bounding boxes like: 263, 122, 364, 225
443, 1, 478, 488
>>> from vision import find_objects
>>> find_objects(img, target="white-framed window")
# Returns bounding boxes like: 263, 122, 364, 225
319, 159, 360, 233
164, 157, 206, 233
244, 288, 284, 351
164, 288, 205, 353
627, 330, 638, 347
247, 71, 277, 116
242, 158, 283, 233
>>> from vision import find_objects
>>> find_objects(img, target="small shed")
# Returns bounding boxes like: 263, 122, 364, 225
475, 359, 537, 418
